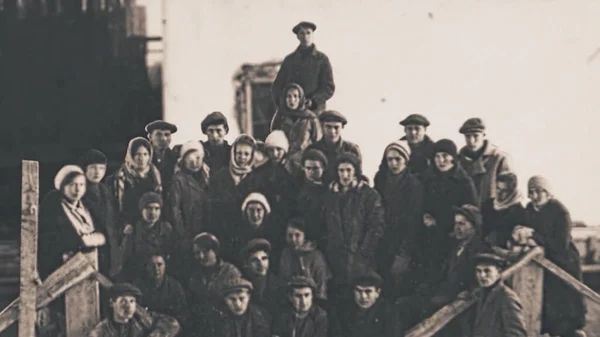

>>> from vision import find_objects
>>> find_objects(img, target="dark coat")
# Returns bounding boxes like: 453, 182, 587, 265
272, 304, 328, 337
294, 181, 328, 244
203, 141, 232, 172
401, 135, 436, 181
87, 312, 180, 337
419, 165, 478, 274
246, 273, 287, 318
133, 275, 189, 327
167, 167, 210, 244
340, 299, 403, 337
525, 199, 586, 335
153, 147, 178, 192
373, 169, 424, 271
207, 304, 272, 337
467, 282, 527, 337
481, 199, 527, 248
322, 182, 385, 284
229, 215, 283, 269
271, 44, 335, 113
105, 173, 161, 225
306, 139, 361, 184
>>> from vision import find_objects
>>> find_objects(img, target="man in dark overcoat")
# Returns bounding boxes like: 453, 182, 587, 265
145, 120, 178, 192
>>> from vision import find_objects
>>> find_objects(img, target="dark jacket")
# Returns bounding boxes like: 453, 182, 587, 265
279, 242, 331, 300
246, 273, 287, 318
468, 282, 527, 337
203, 140, 232, 172
133, 275, 189, 327
188, 260, 242, 318
153, 147, 178, 192
306, 139, 361, 184
271, 44, 335, 113
273, 304, 328, 337
229, 215, 283, 269
340, 299, 403, 337
401, 135, 436, 181
207, 304, 272, 337
295, 180, 328, 244
322, 182, 385, 284
87, 311, 180, 337
525, 199, 586, 335
481, 199, 527, 248
105, 173, 161, 226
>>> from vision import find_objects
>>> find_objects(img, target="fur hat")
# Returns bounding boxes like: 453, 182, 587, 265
241, 192, 272, 215
433, 139, 458, 158
528, 175, 553, 196
138, 191, 163, 211
265, 130, 289, 153
384, 140, 411, 161
78, 149, 107, 170
302, 149, 328, 168
54, 165, 85, 190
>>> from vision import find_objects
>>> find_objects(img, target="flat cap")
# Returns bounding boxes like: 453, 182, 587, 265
399, 114, 430, 127
240, 238, 272, 260
109, 283, 142, 300
292, 21, 317, 34
459, 118, 486, 134
474, 253, 508, 268
145, 120, 178, 134
452, 204, 483, 230
288, 275, 317, 291
319, 110, 348, 126
201, 111, 229, 134
221, 277, 254, 296
351, 269, 383, 288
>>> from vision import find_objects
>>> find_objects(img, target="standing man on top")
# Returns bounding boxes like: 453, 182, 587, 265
145, 120, 178, 192
271, 21, 335, 115
201, 111, 232, 171
397, 114, 436, 180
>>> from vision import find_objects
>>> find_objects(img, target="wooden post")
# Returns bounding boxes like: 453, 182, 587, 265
65, 250, 100, 337
510, 253, 544, 337
18, 161, 39, 337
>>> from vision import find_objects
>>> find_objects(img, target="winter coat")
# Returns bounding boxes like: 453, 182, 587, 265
246, 273, 287, 318
481, 198, 527, 248
467, 282, 527, 337
246, 162, 299, 224
279, 242, 332, 300
203, 140, 232, 172
373, 169, 424, 271
306, 139, 361, 184
525, 199, 586, 335
206, 304, 272, 337
153, 147, 178, 193
295, 181, 328, 244
133, 275, 189, 327
419, 165, 478, 275
458, 141, 512, 206
339, 299, 403, 337
272, 304, 328, 337
322, 182, 385, 284
401, 135, 436, 181
188, 261, 242, 311
271, 44, 335, 114
229, 215, 283, 269
106, 172, 161, 226
86, 312, 180, 337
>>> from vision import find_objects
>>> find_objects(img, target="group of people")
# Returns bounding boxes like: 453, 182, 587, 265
35, 21, 588, 337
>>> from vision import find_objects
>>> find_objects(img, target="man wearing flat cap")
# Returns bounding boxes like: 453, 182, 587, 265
201, 111, 232, 171
271, 21, 335, 114
87, 282, 181, 337
145, 120, 178, 193
457, 117, 513, 206
395, 113, 436, 180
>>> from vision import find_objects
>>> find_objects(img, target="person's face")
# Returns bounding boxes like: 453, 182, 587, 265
184, 150, 204, 172
193, 245, 217, 267
146, 255, 166, 282
63, 175, 86, 202
453, 214, 476, 242
434, 152, 454, 172
133, 146, 151, 169
528, 187, 551, 208
267, 147, 286, 163
111, 296, 136, 322
404, 125, 426, 144
141, 203, 161, 224
85, 164, 106, 184
475, 264, 502, 288
234, 143, 253, 167
149, 129, 171, 149
290, 287, 313, 314
386, 149, 407, 175
246, 202, 266, 227
246, 250, 269, 277
323, 122, 343, 143
296, 27, 314, 47
286, 226, 306, 250
225, 290, 250, 316
285, 88, 301, 110
337, 163, 356, 187
464, 132, 485, 152
206, 124, 227, 144
496, 181, 512, 201
303, 159, 324, 182
353, 285, 380, 309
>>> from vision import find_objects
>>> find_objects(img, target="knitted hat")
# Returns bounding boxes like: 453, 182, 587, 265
336, 152, 362, 177
240, 238, 272, 261
78, 149, 107, 170
453, 204, 483, 233
265, 130, 289, 153
288, 275, 317, 291
54, 165, 85, 190
433, 139, 458, 158
193, 232, 220, 252
138, 191, 163, 211
178, 141, 205, 161
221, 277, 254, 296
109, 283, 142, 300
528, 175, 553, 196
459, 118, 486, 134
384, 140, 411, 161
351, 269, 383, 289
241, 192, 272, 215
302, 149, 328, 168
473, 253, 508, 269
201, 111, 229, 134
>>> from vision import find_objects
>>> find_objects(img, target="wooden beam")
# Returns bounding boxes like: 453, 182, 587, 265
19, 160, 39, 337
0, 253, 96, 333
509, 255, 543, 336
582, 264, 600, 273
65, 251, 100, 337
534, 257, 600, 306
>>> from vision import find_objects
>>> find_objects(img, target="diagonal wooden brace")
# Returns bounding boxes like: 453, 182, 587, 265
534, 256, 600, 306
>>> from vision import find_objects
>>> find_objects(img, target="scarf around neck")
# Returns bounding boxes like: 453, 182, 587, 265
229, 135, 256, 184
493, 188, 523, 211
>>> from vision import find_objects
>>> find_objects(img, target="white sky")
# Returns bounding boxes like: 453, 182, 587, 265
141, 0, 600, 225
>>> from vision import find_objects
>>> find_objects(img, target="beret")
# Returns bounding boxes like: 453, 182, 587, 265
109, 283, 142, 300
78, 149, 107, 169
352, 269, 383, 288
241, 192, 272, 215
54, 165, 84, 190
399, 114, 430, 127
240, 238, 272, 260
193, 232, 220, 251
138, 191, 163, 211
474, 253, 508, 268
221, 277, 254, 296
288, 275, 317, 291
292, 21, 317, 34
433, 139, 458, 158
452, 204, 483, 229
145, 120, 178, 134
302, 149, 328, 168
201, 111, 229, 134
459, 118, 486, 134
319, 110, 348, 126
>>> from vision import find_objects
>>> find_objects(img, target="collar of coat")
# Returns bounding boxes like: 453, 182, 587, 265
329, 178, 368, 193
295, 44, 318, 57
459, 141, 498, 161
423, 163, 471, 182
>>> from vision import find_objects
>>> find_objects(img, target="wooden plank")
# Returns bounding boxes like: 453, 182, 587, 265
19, 160, 38, 337
509, 257, 543, 336
65, 250, 100, 337
406, 247, 545, 337
583, 264, 600, 273
244, 80, 253, 137
0, 253, 96, 333
535, 257, 600, 305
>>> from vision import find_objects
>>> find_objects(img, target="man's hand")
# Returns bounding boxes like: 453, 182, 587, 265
123, 224, 134, 235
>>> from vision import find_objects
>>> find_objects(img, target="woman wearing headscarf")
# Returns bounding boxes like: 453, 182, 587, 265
106, 137, 163, 227
523, 176, 586, 337
270, 83, 323, 178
